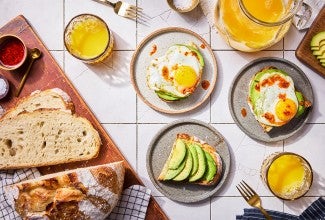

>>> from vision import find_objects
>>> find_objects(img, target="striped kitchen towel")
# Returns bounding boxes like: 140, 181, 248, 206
236, 197, 325, 220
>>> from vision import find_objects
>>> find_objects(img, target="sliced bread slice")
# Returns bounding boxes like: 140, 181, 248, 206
1, 88, 74, 120
0, 109, 101, 169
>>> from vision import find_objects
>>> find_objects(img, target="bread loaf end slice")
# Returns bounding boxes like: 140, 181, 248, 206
1, 88, 74, 120
0, 109, 101, 169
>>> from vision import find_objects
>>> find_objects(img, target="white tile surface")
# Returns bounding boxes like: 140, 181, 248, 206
1, 1, 324, 219
0, 0, 64, 50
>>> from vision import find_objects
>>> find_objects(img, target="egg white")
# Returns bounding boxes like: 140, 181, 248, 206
251, 71, 298, 127
146, 45, 203, 98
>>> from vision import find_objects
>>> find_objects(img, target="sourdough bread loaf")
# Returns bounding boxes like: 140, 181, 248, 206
1, 88, 74, 120
4, 161, 125, 220
0, 109, 101, 169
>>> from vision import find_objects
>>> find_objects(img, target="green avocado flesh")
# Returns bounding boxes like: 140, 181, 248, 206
249, 68, 306, 117
155, 91, 184, 101
189, 144, 206, 182
310, 31, 325, 47
168, 139, 187, 170
311, 32, 325, 67
173, 148, 193, 181
164, 158, 186, 180
203, 151, 217, 182
159, 137, 220, 184
188, 144, 199, 176
295, 91, 305, 117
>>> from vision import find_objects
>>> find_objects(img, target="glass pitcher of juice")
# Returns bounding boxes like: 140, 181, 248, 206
215, 0, 303, 52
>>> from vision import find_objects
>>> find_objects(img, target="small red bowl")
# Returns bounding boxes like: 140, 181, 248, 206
0, 35, 27, 71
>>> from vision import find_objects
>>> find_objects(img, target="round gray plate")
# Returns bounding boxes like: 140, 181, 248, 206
228, 57, 314, 143
146, 119, 230, 203
130, 27, 217, 114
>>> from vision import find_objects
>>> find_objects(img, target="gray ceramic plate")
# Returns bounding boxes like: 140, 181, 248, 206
130, 27, 217, 114
146, 119, 230, 203
229, 57, 314, 143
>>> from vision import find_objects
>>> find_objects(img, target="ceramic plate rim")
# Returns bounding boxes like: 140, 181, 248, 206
146, 119, 231, 203
130, 27, 217, 114
228, 57, 314, 143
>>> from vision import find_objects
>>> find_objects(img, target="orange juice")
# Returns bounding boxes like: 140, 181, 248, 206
261, 153, 312, 200
216, 0, 291, 51
64, 14, 114, 63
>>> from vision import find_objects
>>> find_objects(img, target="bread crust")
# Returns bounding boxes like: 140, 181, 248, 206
1, 88, 75, 120
4, 162, 125, 220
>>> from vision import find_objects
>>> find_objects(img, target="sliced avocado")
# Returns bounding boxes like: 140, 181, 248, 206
312, 44, 325, 56
164, 158, 186, 180
168, 139, 187, 170
295, 91, 305, 117
189, 144, 206, 182
188, 144, 198, 176
155, 91, 182, 101
310, 31, 325, 47
311, 40, 325, 50
203, 151, 217, 182
176, 44, 205, 67
173, 147, 193, 181
317, 53, 325, 59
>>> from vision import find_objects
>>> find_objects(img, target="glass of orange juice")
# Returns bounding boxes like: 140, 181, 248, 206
64, 14, 114, 64
214, 0, 304, 52
261, 152, 313, 200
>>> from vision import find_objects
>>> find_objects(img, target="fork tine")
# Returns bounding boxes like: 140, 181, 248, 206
124, 12, 137, 20
236, 186, 248, 201
239, 181, 254, 198
128, 5, 143, 12
242, 180, 257, 195
236, 185, 250, 201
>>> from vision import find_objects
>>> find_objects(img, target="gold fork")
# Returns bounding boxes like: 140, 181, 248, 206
92, 0, 142, 20
236, 180, 272, 220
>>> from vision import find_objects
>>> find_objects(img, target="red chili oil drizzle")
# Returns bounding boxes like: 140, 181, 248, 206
0, 38, 25, 66
201, 80, 210, 90
241, 108, 247, 117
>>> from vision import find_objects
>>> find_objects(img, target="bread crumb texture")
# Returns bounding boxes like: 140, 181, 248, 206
0, 109, 101, 169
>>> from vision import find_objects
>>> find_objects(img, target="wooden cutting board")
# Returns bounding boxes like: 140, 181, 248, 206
296, 7, 325, 77
0, 15, 168, 220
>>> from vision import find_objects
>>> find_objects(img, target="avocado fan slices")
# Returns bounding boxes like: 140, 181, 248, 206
158, 133, 223, 186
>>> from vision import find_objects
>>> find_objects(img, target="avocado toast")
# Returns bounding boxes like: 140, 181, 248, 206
158, 133, 223, 186
247, 66, 312, 132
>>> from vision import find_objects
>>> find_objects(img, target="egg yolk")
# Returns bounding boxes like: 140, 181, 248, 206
275, 98, 297, 122
174, 65, 198, 89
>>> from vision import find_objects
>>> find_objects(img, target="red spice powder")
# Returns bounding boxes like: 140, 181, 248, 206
0, 38, 25, 66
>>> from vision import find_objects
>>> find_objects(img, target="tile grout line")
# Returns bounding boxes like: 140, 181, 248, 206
62, 0, 65, 72
135, 0, 139, 173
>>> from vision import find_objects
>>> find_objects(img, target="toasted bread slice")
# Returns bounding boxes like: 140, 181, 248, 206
247, 66, 312, 133
158, 133, 223, 186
